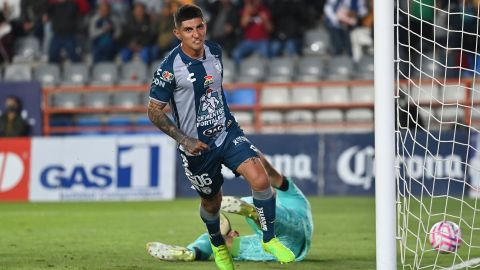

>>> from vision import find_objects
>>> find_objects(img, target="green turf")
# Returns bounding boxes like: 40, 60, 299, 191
2, 196, 478, 270
0, 197, 377, 270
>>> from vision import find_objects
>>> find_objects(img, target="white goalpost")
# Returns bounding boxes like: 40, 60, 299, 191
377, 0, 480, 269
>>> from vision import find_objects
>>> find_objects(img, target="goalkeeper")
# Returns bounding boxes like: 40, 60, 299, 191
147, 156, 313, 262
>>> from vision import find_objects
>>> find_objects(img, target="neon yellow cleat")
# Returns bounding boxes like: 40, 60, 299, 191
262, 237, 295, 264
211, 244, 235, 270
146, 242, 195, 261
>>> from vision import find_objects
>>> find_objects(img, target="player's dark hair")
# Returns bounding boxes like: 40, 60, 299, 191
174, 4, 204, 28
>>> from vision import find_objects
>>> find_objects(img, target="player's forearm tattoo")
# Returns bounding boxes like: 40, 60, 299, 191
147, 100, 187, 143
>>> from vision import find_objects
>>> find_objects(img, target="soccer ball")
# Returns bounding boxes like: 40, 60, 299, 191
429, 221, 462, 253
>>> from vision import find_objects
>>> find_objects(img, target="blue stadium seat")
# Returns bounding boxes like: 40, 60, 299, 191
74, 117, 103, 136
104, 116, 132, 134
230, 88, 256, 106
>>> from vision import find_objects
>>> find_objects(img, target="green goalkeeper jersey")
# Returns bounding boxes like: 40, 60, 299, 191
187, 179, 313, 261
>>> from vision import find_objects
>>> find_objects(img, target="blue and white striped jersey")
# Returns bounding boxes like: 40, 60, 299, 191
149, 40, 237, 152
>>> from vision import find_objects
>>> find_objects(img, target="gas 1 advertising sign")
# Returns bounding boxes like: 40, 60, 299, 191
175, 134, 320, 197
29, 135, 176, 201
324, 131, 474, 196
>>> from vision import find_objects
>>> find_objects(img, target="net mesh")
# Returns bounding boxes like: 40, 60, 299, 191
395, 0, 480, 269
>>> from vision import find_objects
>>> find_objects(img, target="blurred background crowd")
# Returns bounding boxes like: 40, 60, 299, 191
0, 0, 374, 66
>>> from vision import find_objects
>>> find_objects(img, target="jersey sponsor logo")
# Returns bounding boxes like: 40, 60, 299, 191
197, 88, 225, 127
153, 77, 165, 87
40, 145, 160, 189
187, 73, 196, 83
204, 75, 214, 87
203, 124, 224, 137
161, 71, 174, 82
233, 136, 250, 145
0, 139, 30, 201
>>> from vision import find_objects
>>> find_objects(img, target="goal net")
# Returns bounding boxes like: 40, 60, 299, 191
395, 0, 480, 269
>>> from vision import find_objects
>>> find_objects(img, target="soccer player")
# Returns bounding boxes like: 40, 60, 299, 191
146, 4, 294, 270
146, 174, 313, 262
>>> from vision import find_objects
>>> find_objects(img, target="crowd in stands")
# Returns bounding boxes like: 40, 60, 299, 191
0, 0, 375, 67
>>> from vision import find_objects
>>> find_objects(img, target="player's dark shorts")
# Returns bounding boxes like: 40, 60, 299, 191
179, 127, 258, 199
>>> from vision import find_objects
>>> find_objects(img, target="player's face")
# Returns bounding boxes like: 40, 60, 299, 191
174, 18, 206, 57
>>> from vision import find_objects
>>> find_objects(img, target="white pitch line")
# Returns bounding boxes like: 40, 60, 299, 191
445, 258, 480, 270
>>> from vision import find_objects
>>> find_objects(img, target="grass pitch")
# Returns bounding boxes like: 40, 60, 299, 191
1, 197, 376, 270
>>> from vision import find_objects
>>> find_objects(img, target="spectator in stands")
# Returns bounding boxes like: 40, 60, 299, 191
89, 1, 121, 62
20, 0, 48, 41
46, 0, 81, 63
232, 0, 272, 66
350, 0, 372, 63
119, 2, 156, 64
96, 0, 131, 26
153, 0, 179, 59
267, 0, 307, 57
206, 0, 240, 57
0, 96, 30, 137
0, 10, 13, 63
323, 0, 368, 56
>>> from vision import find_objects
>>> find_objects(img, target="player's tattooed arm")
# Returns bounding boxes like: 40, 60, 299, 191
147, 99, 209, 155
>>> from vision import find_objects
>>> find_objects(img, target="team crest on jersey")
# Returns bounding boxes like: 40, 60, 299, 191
198, 88, 222, 115
204, 75, 214, 87
161, 71, 174, 82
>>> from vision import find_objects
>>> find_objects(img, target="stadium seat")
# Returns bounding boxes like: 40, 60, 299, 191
240, 56, 266, 81
260, 87, 289, 105
222, 58, 236, 82
436, 106, 465, 123
268, 57, 296, 79
266, 75, 291, 82
104, 116, 132, 134
261, 111, 283, 124
62, 64, 90, 86
291, 87, 320, 104
345, 109, 373, 122
119, 61, 148, 85
326, 56, 354, 80
12, 36, 40, 63
298, 56, 324, 78
303, 28, 330, 56
355, 55, 374, 79
296, 74, 320, 82
91, 62, 118, 85
320, 86, 349, 103
316, 109, 343, 122
74, 116, 103, 136
440, 85, 466, 104
34, 64, 60, 86
3, 64, 32, 81
408, 83, 440, 103
84, 92, 111, 108
230, 88, 256, 105
112, 92, 140, 108
351, 86, 374, 103
285, 110, 315, 123
235, 75, 259, 83
52, 92, 82, 108
233, 111, 254, 125
150, 60, 162, 77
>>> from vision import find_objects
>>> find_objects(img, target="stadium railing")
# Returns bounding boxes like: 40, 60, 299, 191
42, 79, 479, 135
